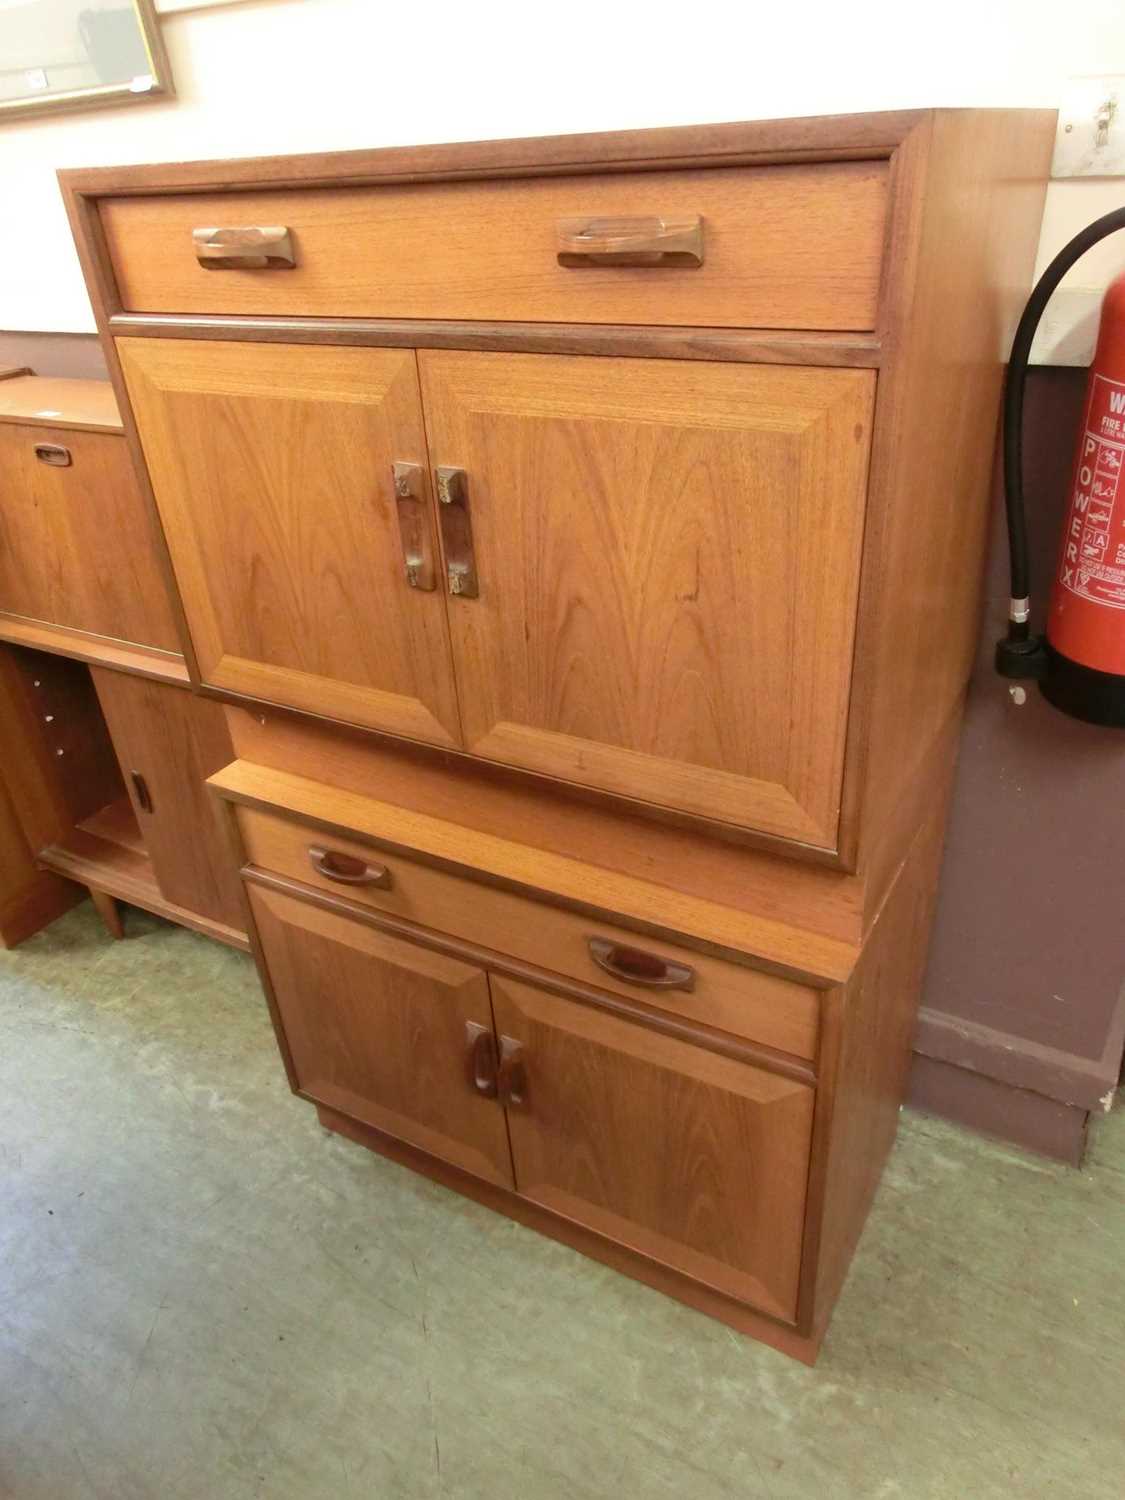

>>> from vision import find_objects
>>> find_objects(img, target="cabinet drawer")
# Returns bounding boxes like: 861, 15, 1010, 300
100, 161, 887, 331
0, 422, 179, 652
235, 804, 820, 1061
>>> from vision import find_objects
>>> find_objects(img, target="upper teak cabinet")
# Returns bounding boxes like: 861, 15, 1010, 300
118, 338, 872, 851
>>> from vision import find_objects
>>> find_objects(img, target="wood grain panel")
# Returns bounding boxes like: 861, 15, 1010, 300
116, 338, 462, 747
91, 668, 245, 931
235, 803, 821, 1059
248, 882, 514, 1187
852, 110, 1056, 871
100, 163, 887, 332
492, 975, 814, 1321
0, 423, 180, 652
420, 350, 873, 848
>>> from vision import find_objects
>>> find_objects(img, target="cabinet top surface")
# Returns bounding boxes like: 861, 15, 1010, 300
0, 376, 122, 433
58, 107, 1053, 198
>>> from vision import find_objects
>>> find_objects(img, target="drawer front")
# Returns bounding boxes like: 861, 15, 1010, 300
0, 422, 180, 651
235, 804, 820, 1061
100, 161, 888, 331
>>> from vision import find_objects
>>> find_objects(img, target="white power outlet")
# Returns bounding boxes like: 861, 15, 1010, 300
1053, 76, 1125, 178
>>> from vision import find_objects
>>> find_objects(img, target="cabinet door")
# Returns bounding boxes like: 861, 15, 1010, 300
118, 338, 462, 749
91, 668, 244, 931
420, 351, 874, 849
491, 975, 814, 1322
247, 884, 514, 1187
0, 423, 180, 650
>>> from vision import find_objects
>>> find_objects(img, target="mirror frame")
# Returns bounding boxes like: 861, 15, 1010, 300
0, 0, 174, 121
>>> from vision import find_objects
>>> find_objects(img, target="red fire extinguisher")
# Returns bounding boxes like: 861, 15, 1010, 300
997, 208, 1125, 725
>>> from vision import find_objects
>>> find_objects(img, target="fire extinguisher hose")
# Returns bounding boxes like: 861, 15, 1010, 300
1000, 205, 1125, 663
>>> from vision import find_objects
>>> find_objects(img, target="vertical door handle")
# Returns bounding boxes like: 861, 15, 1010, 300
497, 1035, 528, 1110
391, 462, 436, 591
465, 1020, 499, 1098
434, 466, 479, 598
131, 771, 153, 815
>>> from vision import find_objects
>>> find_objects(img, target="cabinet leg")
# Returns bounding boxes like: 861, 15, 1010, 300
89, 887, 124, 940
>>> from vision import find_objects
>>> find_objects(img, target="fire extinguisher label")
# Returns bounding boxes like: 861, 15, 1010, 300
1059, 374, 1125, 610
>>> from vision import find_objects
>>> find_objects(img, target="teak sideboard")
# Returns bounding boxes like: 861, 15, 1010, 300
1, 109, 1054, 1362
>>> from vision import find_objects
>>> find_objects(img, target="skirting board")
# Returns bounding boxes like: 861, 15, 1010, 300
908, 1053, 1092, 1167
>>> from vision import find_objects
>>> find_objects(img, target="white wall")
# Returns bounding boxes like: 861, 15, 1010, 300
1, 0, 1122, 359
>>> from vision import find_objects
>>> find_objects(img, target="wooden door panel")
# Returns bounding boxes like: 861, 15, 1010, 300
0, 423, 180, 650
247, 884, 514, 1187
91, 668, 244, 929
117, 338, 462, 748
492, 976, 814, 1322
420, 351, 874, 848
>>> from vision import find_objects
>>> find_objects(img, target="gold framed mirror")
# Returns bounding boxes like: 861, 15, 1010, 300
0, 0, 173, 120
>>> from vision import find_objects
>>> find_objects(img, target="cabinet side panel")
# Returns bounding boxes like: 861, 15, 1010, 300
807, 777, 952, 1337
854, 110, 1055, 879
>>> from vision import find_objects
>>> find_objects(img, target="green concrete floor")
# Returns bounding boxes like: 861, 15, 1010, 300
0, 904, 1122, 1500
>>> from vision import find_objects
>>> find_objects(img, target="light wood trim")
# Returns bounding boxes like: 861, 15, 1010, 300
58, 110, 928, 198
106, 314, 883, 370
0, 615, 189, 684
209, 758, 860, 984
0, 376, 122, 433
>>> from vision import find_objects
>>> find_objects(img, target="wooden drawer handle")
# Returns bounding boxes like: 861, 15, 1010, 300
391, 461, 435, 591
465, 1020, 498, 1098
587, 935, 696, 992
130, 771, 153, 815
193, 225, 295, 270
34, 443, 71, 467
498, 1035, 528, 1111
307, 845, 393, 889
557, 214, 703, 268
435, 466, 479, 598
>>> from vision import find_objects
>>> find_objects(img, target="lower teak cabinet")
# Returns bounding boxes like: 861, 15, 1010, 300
215, 761, 943, 1364
249, 877, 814, 1324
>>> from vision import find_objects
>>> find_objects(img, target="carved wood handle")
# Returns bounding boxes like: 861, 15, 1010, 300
391, 462, 435, 591
587, 936, 695, 992
435, 466, 479, 598
193, 226, 296, 270
307, 845, 393, 888
34, 443, 72, 467
497, 1035, 528, 1110
557, 214, 703, 268
465, 1021, 499, 1098
131, 771, 153, 815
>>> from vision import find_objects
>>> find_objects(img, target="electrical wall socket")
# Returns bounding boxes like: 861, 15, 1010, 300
1053, 76, 1125, 178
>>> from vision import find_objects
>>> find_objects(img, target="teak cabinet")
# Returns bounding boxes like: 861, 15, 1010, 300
56, 108, 1056, 1361
0, 375, 184, 680
0, 375, 245, 952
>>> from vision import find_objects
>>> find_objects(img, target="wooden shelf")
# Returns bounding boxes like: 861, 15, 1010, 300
38, 795, 249, 952
0, 614, 189, 685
